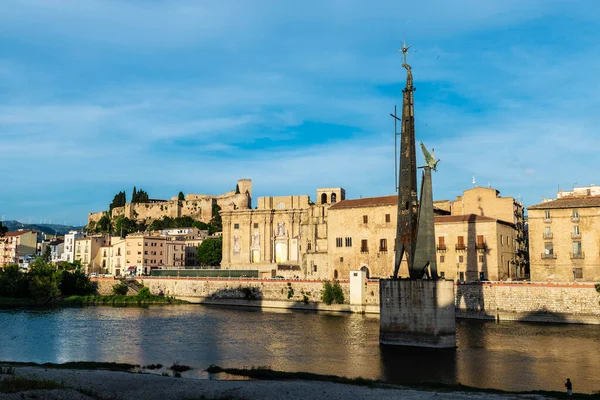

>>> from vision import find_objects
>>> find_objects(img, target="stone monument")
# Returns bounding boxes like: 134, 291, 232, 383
380, 42, 456, 348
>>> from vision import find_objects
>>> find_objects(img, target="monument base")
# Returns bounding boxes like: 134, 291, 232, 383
380, 279, 456, 348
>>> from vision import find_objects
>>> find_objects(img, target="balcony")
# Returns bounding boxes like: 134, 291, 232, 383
436, 245, 447, 252
455, 244, 466, 251
571, 216, 579, 222
571, 232, 581, 239
475, 243, 487, 253
544, 218, 552, 223
543, 233, 553, 240
541, 252, 557, 259
570, 252, 585, 259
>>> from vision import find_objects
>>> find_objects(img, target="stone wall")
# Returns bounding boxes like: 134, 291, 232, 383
121, 278, 600, 324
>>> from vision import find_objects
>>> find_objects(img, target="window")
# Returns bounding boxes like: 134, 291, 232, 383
307, 241, 312, 251
573, 268, 583, 279
479, 255, 484, 263
339, 257, 344, 262
254, 223, 259, 229
439, 255, 445, 263
313, 264, 318, 272
144, 251, 148, 255
545, 210, 551, 220
459, 255, 464, 263
440, 271, 445, 278
572, 241, 582, 257
544, 242, 554, 257
544, 226, 552, 239
345, 237, 352, 247
479, 272, 485, 281
438, 236, 445, 249
127, 251, 131, 255
459, 272, 465, 282
573, 225, 580, 237
361, 240, 368, 253
572, 209, 579, 219
234, 223, 239, 229
362, 215, 368, 224
331, 193, 337, 203
385, 214, 391, 223
379, 239, 387, 252
336, 238, 343, 247
456, 236, 465, 250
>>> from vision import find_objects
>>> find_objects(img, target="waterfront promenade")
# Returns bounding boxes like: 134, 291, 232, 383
0, 366, 568, 400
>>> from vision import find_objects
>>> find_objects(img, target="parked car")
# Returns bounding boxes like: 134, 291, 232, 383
89, 273, 98, 278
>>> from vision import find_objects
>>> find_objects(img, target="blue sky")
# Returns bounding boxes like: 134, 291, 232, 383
1, 0, 599, 225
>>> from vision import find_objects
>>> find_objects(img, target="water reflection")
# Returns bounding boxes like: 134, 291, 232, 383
0, 306, 598, 394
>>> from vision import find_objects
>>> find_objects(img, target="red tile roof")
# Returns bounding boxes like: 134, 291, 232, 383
528, 196, 600, 210
4, 230, 36, 237
328, 195, 397, 210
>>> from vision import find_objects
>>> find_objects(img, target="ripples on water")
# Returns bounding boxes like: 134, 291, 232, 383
0, 305, 598, 393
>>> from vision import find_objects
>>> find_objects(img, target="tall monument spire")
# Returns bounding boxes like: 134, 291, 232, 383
393, 41, 419, 279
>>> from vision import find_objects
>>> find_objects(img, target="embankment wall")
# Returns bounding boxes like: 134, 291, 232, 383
92, 278, 600, 324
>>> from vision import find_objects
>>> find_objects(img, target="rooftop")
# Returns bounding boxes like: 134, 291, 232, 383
528, 196, 600, 210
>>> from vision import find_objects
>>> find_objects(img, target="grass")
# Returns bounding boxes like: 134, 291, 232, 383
205, 365, 600, 399
61, 295, 187, 306
0, 376, 66, 393
169, 362, 192, 373
0, 361, 139, 372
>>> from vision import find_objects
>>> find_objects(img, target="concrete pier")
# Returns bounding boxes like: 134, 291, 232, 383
380, 279, 456, 348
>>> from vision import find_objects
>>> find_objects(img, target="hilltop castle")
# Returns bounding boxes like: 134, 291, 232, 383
88, 179, 252, 225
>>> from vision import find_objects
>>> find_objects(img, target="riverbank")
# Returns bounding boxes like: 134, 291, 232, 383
0, 363, 593, 400
0, 295, 187, 308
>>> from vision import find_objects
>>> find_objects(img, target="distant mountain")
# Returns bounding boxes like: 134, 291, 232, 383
2, 220, 84, 236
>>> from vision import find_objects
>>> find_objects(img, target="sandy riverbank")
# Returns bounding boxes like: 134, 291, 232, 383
0, 366, 564, 400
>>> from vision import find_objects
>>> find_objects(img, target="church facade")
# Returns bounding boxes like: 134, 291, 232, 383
221, 185, 523, 282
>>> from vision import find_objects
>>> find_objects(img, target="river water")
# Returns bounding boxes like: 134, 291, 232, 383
0, 305, 598, 394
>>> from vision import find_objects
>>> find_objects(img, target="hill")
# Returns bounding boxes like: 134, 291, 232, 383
2, 220, 83, 236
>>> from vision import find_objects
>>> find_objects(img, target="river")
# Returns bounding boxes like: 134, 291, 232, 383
0, 305, 598, 394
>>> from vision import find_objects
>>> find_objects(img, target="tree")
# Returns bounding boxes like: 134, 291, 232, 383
196, 237, 222, 267
235, 184, 240, 194
0, 264, 29, 298
95, 212, 112, 233
178, 191, 185, 201
28, 258, 62, 304
210, 204, 222, 234
42, 246, 52, 262
109, 191, 127, 211
0, 221, 7, 237
132, 186, 137, 203
115, 217, 139, 237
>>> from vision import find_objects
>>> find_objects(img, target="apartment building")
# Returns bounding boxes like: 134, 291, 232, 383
0, 230, 39, 268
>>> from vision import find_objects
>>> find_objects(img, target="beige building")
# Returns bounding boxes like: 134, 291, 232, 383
221, 186, 522, 281
528, 195, 600, 282
74, 234, 110, 273
0, 230, 38, 268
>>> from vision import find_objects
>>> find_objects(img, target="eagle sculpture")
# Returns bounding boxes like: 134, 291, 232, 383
420, 141, 440, 171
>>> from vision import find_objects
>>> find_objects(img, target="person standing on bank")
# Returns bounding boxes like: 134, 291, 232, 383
565, 378, 572, 399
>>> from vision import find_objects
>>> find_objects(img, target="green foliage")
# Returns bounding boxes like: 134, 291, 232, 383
0, 259, 94, 303
59, 268, 95, 296
235, 184, 240, 194
137, 286, 151, 299
95, 212, 112, 233
210, 203, 222, 234
28, 259, 62, 304
286, 282, 294, 299
115, 216, 143, 237
131, 187, 149, 203
0, 264, 29, 297
0, 221, 7, 237
109, 190, 127, 211
113, 283, 129, 295
42, 246, 52, 262
178, 191, 185, 201
0, 376, 66, 393
196, 237, 222, 267
321, 280, 344, 305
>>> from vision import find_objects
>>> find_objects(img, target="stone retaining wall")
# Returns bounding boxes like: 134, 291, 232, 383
92, 278, 600, 324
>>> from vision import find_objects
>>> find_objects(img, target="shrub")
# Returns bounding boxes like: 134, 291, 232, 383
137, 287, 151, 299
321, 280, 344, 305
112, 283, 128, 296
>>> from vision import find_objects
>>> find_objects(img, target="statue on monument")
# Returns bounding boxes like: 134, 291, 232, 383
420, 142, 440, 171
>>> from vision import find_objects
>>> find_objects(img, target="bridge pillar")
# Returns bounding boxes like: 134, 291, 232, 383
380, 279, 456, 348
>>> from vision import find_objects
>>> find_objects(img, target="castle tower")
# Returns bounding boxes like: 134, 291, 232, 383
237, 179, 252, 208
393, 43, 419, 279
